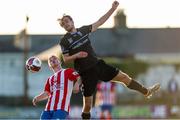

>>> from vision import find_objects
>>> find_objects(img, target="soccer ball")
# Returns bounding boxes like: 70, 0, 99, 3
26, 56, 41, 73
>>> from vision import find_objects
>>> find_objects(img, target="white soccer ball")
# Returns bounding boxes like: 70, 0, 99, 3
26, 56, 41, 73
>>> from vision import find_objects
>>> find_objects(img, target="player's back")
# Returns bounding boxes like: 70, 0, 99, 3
96, 82, 116, 105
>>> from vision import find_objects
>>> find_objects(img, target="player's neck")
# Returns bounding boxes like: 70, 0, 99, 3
69, 27, 77, 33
53, 66, 62, 73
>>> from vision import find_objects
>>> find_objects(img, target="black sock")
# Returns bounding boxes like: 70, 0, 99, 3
127, 79, 148, 95
81, 112, 91, 119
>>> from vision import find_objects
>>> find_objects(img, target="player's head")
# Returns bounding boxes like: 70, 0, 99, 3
48, 55, 62, 71
57, 14, 75, 32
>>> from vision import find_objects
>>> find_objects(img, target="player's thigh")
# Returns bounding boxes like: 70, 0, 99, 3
97, 59, 119, 82
81, 76, 98, 97
112, 71, 132, 85
80, 68, 99, 97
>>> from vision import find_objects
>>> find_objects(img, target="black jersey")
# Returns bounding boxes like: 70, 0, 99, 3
59, 25, 98, 72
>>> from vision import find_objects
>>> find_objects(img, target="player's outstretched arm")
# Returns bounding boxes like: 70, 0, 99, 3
32, 91, 49, 106
91, 1, 119, 32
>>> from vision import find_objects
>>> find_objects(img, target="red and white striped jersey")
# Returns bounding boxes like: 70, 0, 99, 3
95, 82, 116, 106
44, 68, 79, 112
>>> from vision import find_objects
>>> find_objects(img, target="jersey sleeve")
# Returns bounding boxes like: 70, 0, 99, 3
67, 68, 80, 81
59, 37, 69, 54
44, 78, 50, 93
80, 25, 92, 34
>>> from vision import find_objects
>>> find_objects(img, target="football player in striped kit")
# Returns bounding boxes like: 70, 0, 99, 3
95, 82, 117, 119
32, 55, 81, 119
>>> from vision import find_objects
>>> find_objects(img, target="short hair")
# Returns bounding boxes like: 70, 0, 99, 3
57, 14, 73, 27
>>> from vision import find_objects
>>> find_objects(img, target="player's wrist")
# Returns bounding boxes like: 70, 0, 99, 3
34, 97, 39, 102
111, 7, 117, 11
75, 52, 82, 59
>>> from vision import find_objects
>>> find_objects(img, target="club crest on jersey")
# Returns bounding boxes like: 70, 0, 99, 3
61, 46, 65, 51
51, 83, 60, 91
67, 38, 73, 43
77, 31, 82, 36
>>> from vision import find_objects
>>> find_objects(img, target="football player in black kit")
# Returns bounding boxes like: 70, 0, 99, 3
58, 1, 160, 119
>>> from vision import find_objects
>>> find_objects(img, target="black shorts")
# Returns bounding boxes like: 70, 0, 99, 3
79, 59, 119, 97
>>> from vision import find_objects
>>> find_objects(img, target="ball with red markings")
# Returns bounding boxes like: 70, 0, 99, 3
26, 57, 41, 73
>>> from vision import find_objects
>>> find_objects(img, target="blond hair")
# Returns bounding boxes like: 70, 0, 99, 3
47, 55, 60, 67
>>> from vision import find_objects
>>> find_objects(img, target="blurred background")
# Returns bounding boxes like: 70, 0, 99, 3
0, 0, 180, 119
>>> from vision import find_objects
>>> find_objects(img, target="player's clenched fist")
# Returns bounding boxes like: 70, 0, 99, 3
32, 97, 38, 106
112, 1, 119, 10
76, 51, 88, 59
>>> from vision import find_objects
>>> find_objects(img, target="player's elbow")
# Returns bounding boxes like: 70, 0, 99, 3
63, 57, 68, 63
73, 88, 79, 94
73, 84, 80, 93
92, 22, 101, 32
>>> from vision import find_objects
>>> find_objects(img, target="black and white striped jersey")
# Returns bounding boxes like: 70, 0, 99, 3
59, 25, 98, 72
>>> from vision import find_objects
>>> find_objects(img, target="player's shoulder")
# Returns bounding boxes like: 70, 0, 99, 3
80, 25, 92, 28
47, 74, 54, 81
79, 25, 91, 30
65, 68, 79, 75
65, 68, 75, 73
59, 33, 71, 44
50, 70, 62, 77
78, 25, 92, 34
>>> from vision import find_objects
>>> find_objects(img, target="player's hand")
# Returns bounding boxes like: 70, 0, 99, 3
76, 51, 88, 59
32, 97, 38, 106
112, 1, 119, 10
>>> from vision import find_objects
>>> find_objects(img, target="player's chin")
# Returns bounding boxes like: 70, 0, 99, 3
51, 64, 59, 69
65, 27, 73, 32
